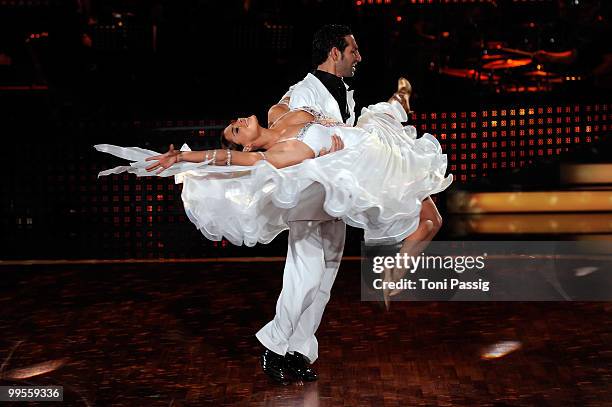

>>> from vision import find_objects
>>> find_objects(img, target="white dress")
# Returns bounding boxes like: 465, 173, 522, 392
96, 101, 453, 247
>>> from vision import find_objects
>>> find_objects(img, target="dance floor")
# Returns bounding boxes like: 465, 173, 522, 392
0, 261, 610, 406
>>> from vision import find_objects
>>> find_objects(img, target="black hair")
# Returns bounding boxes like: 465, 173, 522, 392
311, 24, 353, 67
220, 133, 240, 151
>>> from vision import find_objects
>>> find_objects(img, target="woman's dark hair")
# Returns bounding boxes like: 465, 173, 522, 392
220, 133, 240, 151
311, 24, 353, 67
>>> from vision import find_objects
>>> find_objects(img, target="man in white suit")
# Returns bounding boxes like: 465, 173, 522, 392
256, 24, 362, 384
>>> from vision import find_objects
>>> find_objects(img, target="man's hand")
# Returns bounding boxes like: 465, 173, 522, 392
145, 144, 180, 174
319, 134, 344, 157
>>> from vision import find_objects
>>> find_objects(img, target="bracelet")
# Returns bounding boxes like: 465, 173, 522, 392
226, 148, 232, 166
257, 151, 266, 161
211, 150, 217, 166
204, 151, 210, 163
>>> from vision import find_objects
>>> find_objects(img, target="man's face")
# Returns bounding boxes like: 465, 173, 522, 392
337, 35, 361, 78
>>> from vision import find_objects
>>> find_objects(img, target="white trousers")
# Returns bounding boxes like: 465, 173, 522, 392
256, 219, 346, 363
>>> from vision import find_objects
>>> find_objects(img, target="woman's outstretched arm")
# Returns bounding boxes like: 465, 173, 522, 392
144, 141, 339, 173
144, 145, 263, 173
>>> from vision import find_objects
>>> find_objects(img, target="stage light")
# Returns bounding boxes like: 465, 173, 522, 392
449, 191, 612, 213
454, 214, 612, 235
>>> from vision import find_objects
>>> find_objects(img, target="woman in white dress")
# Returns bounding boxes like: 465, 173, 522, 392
96, 98, 452, 293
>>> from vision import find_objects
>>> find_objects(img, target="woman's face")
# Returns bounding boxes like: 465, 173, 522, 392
223, 115, 260, 147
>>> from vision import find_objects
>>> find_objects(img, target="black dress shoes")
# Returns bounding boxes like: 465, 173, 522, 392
260, 349, 293, 385
284, 352, 318, 382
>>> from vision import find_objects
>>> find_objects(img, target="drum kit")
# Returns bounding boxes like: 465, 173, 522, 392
437, 42, 581, 94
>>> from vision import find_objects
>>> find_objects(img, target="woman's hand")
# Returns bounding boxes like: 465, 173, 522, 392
145, 144, 180, 174
319, 134, 344, 157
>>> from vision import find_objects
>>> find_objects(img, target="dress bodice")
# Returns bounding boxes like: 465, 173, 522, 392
274, 108, 361, 157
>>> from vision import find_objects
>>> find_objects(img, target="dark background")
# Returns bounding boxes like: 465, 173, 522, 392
2, 0, 609, 119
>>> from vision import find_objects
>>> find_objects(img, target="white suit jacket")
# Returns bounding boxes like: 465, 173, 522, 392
280, 73, 356, 221
280, 73, 356, 126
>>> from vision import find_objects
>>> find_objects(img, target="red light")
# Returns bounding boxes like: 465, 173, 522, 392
396, 16, 402, 22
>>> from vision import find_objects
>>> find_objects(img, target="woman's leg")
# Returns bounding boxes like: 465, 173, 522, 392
382, 197, 443, 304
410, 197, 443, 247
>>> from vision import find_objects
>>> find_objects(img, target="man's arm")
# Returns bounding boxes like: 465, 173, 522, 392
268, 84, 320, 127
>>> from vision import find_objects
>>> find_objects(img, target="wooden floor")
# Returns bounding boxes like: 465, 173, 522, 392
0, 262, 610, 406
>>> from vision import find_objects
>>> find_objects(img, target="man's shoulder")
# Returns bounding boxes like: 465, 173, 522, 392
292, 73, 326, 93
289, 73, 334, 106
279, 73, 316, 103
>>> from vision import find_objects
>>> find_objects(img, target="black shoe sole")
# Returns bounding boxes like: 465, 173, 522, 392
287, 370, 318, 382
262, 369, 292, 385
